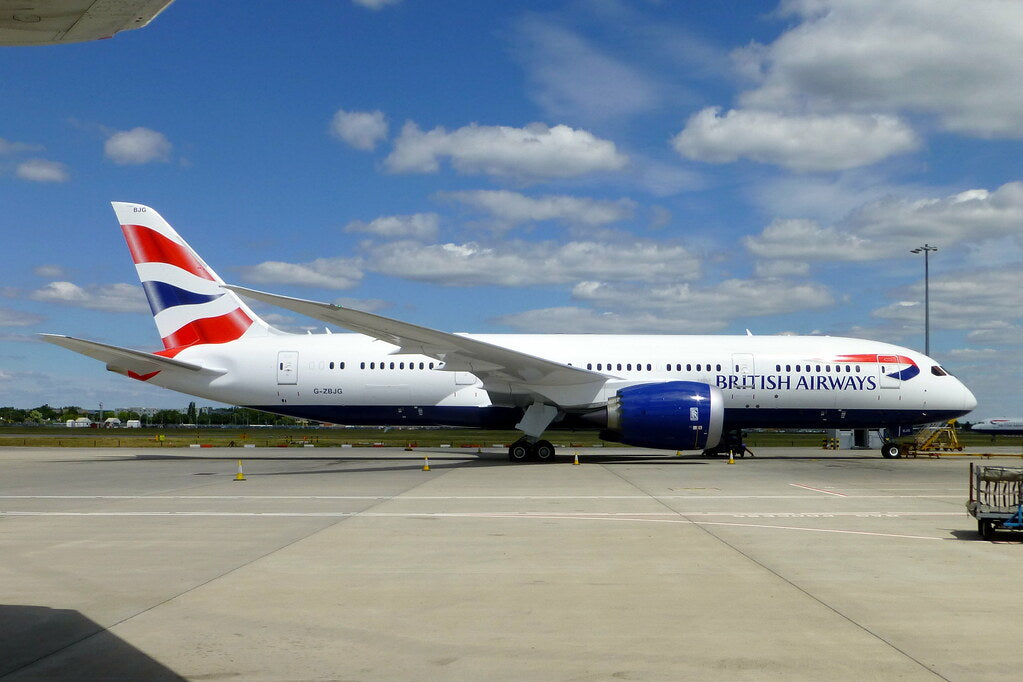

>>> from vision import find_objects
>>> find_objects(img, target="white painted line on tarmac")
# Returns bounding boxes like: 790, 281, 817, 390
790, 483, 848, 496
0, 493, 962, 500
0, 510, 956, 540
0, 510, 963, 519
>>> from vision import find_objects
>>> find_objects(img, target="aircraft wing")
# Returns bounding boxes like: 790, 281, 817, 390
40, 334, 221, 376
225, 286, 604, 388
0, 0, 175, 46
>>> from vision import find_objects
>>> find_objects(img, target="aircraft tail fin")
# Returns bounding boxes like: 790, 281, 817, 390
112, 202, 275, 350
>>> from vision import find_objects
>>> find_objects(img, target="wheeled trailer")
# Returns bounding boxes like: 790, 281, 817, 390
967, 463, 1023, 540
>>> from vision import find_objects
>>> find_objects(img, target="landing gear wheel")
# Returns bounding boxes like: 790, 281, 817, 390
881, 443, 902, 458
508, 440, 531, 462
532, 440, 555, 462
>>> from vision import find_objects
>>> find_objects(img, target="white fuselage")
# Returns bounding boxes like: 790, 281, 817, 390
132, 332, 976, 433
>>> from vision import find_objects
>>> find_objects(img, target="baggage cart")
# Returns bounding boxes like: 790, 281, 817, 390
967, 463, 1023, 539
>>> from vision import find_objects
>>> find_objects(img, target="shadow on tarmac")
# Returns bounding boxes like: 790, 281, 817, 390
0, 604, 184, 680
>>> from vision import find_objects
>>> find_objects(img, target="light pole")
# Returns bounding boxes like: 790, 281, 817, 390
910, 244, 938, 356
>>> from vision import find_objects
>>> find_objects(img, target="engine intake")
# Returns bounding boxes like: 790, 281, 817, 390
602, 381, 723, 451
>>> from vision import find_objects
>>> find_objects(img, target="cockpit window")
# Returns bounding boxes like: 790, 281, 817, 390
931, 365, 950, 376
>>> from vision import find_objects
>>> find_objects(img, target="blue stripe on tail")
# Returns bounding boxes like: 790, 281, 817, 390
142, 280, 224, 316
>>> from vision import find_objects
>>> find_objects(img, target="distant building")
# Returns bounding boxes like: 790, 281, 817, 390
67, 417, 92, 428
125, 419, 141, 428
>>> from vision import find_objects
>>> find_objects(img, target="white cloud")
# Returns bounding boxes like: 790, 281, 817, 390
873, 266, 1023, 333
330, 109, 389, 150
0, 137, 41, 155
573, 278, 833, 322
849, 183, 1023, 246
104, 127, 172, 165
239, 259, 363, 289
673, 107, 919, 172
736, 0, 1023, 138
0, 307, 43, 327
343, 213, 439, 240
493, 307, 700, 334
351, 0, 401, 8
512, 17, 662, 125
16, 159, 69, 183
364, 239, 700, 287
492, 276, 832, 333
746, 182, 1023, 271
29, 282, 149, 313
33, 265, 66, 278
744, 218, 875, 262
385, 121, 628, 180
441, 190, 636, 228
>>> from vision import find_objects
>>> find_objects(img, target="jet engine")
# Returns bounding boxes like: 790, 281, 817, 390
598, 381, 724, 451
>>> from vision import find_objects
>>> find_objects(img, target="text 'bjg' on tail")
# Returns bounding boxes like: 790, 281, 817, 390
112, 202, 273, 352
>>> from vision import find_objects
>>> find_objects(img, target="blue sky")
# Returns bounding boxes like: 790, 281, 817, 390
1, 0, 1021, 419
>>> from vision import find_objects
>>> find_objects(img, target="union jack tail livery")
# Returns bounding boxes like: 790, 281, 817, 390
112, 202, 273, 351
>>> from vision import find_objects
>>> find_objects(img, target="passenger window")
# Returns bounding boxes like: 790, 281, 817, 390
686, 364, 692, 371
329, 362, 334, 369
370, 362, 376, 369
340, 362, 345, 370
815, 365, 821, 372
360, 362, 365, 369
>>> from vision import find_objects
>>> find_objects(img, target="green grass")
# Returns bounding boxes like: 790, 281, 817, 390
3, 425, 1018, 449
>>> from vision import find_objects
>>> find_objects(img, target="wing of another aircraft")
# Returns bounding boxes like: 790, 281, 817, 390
0, 0, 174, 46
224, 285, 605, 389
40, 334, 221, 377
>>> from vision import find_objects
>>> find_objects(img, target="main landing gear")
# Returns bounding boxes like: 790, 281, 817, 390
508, 438, 556, 463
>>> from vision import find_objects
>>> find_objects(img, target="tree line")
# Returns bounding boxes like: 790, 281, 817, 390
0, 403, 298, 427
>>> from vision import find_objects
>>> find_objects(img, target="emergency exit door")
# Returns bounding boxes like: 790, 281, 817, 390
277, 351, 298, 385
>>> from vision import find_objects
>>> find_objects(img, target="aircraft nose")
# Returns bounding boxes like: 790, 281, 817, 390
961, 382, 978, 413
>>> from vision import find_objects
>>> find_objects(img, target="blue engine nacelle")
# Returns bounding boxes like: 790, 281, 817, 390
602, 381, 724, 451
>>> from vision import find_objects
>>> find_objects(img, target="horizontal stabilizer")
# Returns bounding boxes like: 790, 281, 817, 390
40, 334, 221, 377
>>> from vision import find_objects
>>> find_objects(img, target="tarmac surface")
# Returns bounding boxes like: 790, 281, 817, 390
2, 444, 1023, 681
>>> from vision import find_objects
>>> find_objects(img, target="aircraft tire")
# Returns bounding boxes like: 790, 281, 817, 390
508, 441, 531, 462
880, 443, 902, 458
532, 440, 555, 462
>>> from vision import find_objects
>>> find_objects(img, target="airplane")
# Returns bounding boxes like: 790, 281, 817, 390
42, 202, 977, 461
0, 0, 173, 46
971, 418, 1023, 436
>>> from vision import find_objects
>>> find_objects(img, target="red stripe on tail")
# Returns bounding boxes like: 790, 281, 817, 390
160, 307, 253, 350
121, 224, 216, 281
